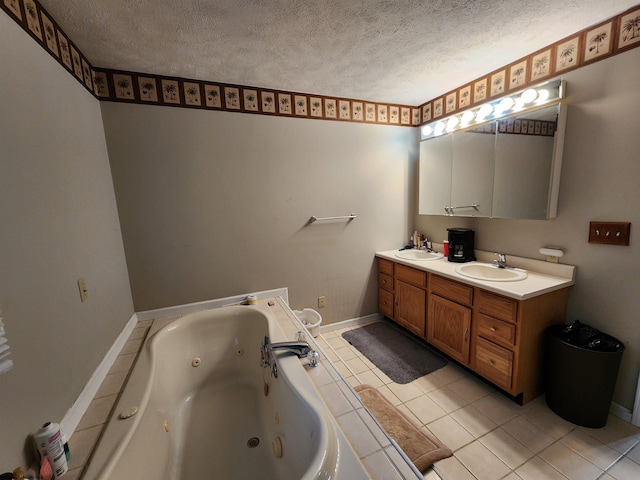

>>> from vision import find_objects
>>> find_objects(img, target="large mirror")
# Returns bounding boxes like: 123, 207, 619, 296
419, 103, 567, 219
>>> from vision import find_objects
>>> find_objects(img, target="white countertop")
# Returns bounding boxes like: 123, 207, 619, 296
376, 248, 575, 300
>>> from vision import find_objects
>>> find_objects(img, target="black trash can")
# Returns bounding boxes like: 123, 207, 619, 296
545, 321, 624, 428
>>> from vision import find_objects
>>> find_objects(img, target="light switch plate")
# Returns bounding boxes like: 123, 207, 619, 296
588, 222, 631, 246
77, 277, 88, 302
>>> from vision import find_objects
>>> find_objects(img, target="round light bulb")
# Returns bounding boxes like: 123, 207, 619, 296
461, 110, 475, 125
536, 89, 550, 102
514, 97, 525, 110
476, 103, 493, 120
447, 116, 460, 131
434, 121, 445, 135
521, 88, 538, 104
498, 97, 514, 113
422, 125, 433, 136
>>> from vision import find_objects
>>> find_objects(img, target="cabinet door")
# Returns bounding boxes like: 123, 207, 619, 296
419, 135, 452, 215
379, 288, 394, 319
450, 130, 495, 217
395, 280, 426, 337
428, 294, 471, 364
475, 337, 513, 391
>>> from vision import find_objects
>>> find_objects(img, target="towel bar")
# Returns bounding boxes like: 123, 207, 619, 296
309, 213, 357, 223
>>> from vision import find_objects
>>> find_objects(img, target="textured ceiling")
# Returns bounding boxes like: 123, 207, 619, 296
38, 0, 638, 105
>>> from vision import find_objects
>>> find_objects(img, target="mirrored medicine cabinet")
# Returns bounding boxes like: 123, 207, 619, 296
419, 102, 567, 219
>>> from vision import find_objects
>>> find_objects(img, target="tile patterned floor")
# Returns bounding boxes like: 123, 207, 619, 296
318, 319, 640, 480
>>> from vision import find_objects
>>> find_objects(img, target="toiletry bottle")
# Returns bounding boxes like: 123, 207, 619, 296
11, 468, 40, 480
34, 422, 67, 479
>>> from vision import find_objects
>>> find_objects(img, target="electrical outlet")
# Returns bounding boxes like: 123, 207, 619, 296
77, 277, 88, 302
588, 222, 631, 246
317, 296, 326, 308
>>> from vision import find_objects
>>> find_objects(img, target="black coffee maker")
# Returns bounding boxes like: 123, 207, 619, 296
447, 228, 475, 263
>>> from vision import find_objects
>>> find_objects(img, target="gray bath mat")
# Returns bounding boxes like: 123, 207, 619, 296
342, 322, 447, 384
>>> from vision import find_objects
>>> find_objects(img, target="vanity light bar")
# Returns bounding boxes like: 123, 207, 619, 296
421, 79, 564, 140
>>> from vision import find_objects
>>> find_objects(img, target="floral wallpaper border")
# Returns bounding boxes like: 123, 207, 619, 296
2, 0, 96, 93
2, 0, 640, 128
94, 67, 419, 126
419, 5, 640, 124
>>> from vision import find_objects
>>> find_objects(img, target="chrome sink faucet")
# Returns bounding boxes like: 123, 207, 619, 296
493, 252, 512, 269
260, 337, 319, 378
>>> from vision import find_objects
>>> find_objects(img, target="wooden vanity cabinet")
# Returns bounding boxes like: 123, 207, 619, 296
472, 287, 570, 404
377, 259, 427, 337
377, 256, 570, 404
472, 291, 518, 393
428, 275, 473, 364
394, 264, 427, 337
378, 259, 394, 319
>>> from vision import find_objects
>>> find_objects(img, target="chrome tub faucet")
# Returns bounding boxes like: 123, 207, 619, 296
260, 337, 319, 378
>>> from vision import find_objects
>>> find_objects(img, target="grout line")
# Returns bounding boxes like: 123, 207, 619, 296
76, 323, 153, 479
72, 310, 640, 480
602, 436, 640, 474
318, 332, 363, 383
323, 322, 640, 480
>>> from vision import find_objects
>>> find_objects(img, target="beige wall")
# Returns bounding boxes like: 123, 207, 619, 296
416, 48, 640, 411
0, 14, 134, 467
102, 104, 417, 320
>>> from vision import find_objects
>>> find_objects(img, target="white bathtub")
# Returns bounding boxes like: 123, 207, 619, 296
84, 304, 369, 479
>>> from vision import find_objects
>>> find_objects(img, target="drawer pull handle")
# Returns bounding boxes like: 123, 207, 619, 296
464, 327, 469, 343
489, 327, 497, 332
489, 359, 496, 366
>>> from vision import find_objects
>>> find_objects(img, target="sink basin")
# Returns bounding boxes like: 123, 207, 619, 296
395, 249, 444, 261
455, 263, 527, 282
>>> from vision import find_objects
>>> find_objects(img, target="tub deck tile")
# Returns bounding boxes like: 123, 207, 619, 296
269, 297, 424, 479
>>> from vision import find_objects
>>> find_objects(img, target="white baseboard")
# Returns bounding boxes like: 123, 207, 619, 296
136, 287, 289, 322
60, 313, 138, 440
632, 371, 640, 427
610, 401, 633, 424
319, 312, 383, 333
61, 301, 638, 443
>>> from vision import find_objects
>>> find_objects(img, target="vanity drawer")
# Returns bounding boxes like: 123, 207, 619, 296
378, 258, 394, 276
478, 290, 518, 323
378, 288, 394, 318
378, 273, 393, 292
396, 264, 427, 288
477, 314, 516, 347
430, 274, 473, 306
475, 337, 513, 390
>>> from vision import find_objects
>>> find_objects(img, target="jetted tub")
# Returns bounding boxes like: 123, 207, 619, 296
84, 304, 369, 479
